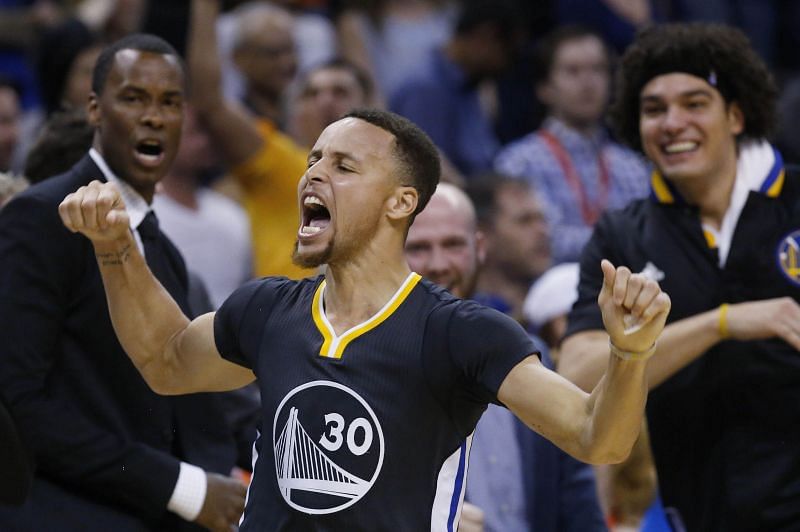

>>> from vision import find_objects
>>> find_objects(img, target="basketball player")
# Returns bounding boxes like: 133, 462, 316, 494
59, 109, 670, 530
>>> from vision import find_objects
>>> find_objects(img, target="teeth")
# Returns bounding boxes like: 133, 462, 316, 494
665, 141, 697, 153
300, 225, 322, 235
304, 196, 324, 207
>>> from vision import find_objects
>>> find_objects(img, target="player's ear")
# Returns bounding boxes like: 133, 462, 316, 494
87, 92, 101, 127
386, 186, 418, 222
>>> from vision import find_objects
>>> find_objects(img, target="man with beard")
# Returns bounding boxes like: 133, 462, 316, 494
58, 108, 670, 530
405, 183, 605, 532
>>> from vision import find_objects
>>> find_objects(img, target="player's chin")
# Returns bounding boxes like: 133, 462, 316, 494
292, 240, 332, 269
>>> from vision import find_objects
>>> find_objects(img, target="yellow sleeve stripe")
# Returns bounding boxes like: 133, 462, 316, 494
312, 273, 422, 359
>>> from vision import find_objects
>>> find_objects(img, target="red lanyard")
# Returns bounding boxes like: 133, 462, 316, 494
539, 130, 610, 225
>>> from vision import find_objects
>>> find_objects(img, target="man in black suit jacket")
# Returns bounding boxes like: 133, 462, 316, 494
0, 34, 246, 531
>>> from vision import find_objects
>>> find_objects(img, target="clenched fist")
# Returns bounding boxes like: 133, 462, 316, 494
59, 180, 130, 242
598, 259, 671, 354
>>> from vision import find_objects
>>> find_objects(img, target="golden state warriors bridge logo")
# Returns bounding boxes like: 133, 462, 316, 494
777, 230, 800, 286
272, 381, 385, 514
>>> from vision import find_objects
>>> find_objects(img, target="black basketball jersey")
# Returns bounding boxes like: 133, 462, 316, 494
214, 272, 537, 530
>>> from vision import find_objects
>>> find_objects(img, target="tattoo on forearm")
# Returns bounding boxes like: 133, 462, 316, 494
96, 244, 131, 266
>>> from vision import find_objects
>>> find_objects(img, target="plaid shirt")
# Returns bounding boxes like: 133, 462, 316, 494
495, 117, 650, 263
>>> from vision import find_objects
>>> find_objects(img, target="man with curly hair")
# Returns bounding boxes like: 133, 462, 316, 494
559, 23, 800, 530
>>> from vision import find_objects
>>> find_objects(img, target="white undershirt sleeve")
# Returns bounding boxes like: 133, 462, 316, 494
167, 462, 208, 522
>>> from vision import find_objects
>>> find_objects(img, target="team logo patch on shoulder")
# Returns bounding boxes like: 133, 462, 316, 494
776, 230, 800, 286
272, 381, 385, 514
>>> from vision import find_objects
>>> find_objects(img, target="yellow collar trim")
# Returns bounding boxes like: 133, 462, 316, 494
650, 170, 675, 204
766, 169, 785, 198
312, 272, 421, 359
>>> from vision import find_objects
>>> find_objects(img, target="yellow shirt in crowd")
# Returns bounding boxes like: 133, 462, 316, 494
229, 119, 313, 279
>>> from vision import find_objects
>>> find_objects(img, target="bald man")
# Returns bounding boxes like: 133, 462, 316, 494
406, 184, 605, 532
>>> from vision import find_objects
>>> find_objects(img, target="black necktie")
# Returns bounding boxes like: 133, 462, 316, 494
137, 211, 189, 313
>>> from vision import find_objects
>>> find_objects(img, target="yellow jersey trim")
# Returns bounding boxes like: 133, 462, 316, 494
651, 170, 675, 204
703, 229, 717, 249
766, 169, 785, 198
312, 272, 422, 359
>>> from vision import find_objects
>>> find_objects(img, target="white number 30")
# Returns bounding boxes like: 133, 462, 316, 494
319, 413, 373, 456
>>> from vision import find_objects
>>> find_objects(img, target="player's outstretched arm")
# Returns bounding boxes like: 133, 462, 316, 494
498, 260, 670, 465
59, 181, 255, 395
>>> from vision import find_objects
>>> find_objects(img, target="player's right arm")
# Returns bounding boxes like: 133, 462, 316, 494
59, 181, 255, 395
188, 0, 264, 168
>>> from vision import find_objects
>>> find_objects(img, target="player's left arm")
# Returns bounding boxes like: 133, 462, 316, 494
498, 260, 670, 465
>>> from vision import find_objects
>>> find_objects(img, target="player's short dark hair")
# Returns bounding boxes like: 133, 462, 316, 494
533, 25, 609, 85
611, 23, 777, 151
344, 109, 441, 220
92, 33, 184, 96
24, 109, 94, 184
301, 58, 373, 101
465, 174, 531, 229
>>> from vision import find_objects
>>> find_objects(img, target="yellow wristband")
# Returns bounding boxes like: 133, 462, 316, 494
609, 341, 657, 361
718, 303, 730, 339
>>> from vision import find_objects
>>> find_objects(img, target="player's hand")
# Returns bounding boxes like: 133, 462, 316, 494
194, 472, 246, 532
726, 297, 800, 350
458, 502, 485, 532
58, 180, 130, 242
598, 259, 670, 353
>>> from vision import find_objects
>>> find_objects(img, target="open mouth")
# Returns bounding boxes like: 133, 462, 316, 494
299, 195, 331, 237
134, 140, 165, 167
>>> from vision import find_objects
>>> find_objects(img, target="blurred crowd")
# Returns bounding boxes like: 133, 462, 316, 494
2, 0, 800, 531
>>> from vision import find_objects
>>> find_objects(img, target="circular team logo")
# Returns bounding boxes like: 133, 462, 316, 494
776, 230, 800, 286
272, 380, 385, 514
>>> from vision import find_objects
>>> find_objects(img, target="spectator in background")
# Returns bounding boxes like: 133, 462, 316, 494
0, 79, 21, 173
524, 262, 581, 362
153, 106, 253, 309
217, 0, 337, 107
189, 0, 310, 279
555, 0, 653, 53
37, 19, 102, 117
288, 58, 374, 148
405, 183, 605, 532
0, 34, 245, 531
24, 108, 95, 184
559, 23, 800, 530
496, 26, 649, 264
466, 176, 551, 324
0, 170, 28, 208
390, 0, 525, 177
223, 0, 298, 126
335, 0, 457, 104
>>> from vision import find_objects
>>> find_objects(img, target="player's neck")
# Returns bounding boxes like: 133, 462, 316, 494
323, 248, 412, 336
673, 152, 737, 230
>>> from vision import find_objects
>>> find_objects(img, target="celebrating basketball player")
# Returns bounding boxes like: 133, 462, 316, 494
59, 108, 670, 530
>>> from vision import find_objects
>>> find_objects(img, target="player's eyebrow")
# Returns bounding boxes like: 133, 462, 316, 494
307, 150, 363, 165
